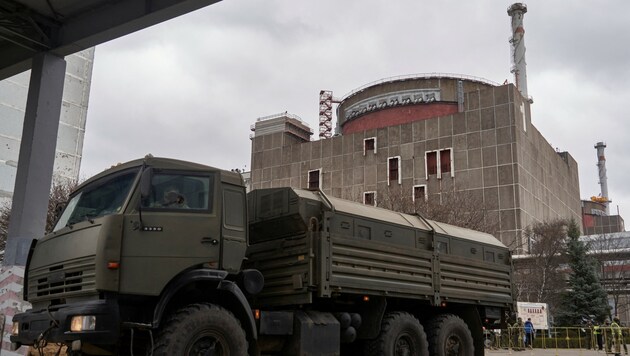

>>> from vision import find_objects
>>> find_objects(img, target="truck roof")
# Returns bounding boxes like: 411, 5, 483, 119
76, 156, 243, 192
292, 189, 506, 248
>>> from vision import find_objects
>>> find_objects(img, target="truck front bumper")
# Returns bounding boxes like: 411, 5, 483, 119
10, 299, 120, 349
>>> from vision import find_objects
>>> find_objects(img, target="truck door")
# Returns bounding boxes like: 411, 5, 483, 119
220, 184, 247, 273
120, 171, 220, 296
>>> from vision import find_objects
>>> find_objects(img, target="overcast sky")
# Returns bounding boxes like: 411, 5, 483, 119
81, 0, 630, 218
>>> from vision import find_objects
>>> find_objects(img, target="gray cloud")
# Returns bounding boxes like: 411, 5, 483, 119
81, 0, 630, 219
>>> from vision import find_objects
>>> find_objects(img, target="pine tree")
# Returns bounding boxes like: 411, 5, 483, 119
555, 219, 610, 325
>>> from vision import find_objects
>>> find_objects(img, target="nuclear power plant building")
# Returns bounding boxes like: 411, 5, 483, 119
249, 75, 582, 250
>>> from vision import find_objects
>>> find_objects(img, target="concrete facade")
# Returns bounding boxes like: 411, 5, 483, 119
0, 48, 95, 205
250, 76, 581, 251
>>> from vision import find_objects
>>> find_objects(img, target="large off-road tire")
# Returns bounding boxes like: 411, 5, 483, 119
366, 311, 429, 356
427, 314, 474, 356
153, 303, 247, 356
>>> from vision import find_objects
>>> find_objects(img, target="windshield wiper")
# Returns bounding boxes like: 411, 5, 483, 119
66, 213, 98, 226
84, 213, 97, 223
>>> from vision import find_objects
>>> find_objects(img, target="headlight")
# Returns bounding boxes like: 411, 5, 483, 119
70, 315, 96, 332
11, 322, 19, 336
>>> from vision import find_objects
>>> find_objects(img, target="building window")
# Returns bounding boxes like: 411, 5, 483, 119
364, 191, 376, 206
425, 148, 453, 179
308, 169, 321, 190
426, 151, 437, 176
364, 137, 377, 155
413, 185, 427, 202
388, 156, 401, 185
440, 149, 452, 174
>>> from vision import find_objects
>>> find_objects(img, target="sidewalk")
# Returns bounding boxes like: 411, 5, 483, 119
486, 349, 616, 355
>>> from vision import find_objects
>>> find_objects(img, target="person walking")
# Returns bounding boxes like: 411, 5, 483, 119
586, 320, 593, 350
613, 317, 628, 355
594, 321, 604, 351
612, 317, 623, 356
606, 319, 614, 353
524, 318, 535, 349
512, 317, 525, 351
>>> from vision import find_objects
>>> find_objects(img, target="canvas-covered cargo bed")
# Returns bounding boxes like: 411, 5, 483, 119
246, 188, 513, 309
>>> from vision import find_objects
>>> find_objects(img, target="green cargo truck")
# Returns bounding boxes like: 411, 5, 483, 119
11, 156, 514, 356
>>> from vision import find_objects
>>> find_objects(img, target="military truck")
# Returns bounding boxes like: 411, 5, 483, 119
11, 156, 514, 356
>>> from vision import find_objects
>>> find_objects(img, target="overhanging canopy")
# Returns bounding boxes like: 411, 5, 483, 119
0, 0, 221, 79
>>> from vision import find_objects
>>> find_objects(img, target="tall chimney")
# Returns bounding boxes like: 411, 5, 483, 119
595, 141, 610, 214
508, 3, 529, 101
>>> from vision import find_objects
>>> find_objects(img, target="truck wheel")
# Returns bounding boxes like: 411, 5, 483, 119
366, 312, 429, 356
153, 303, 247, 356
427, 314, 474, 356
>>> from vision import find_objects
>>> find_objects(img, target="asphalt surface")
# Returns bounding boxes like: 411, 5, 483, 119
486, 348, 623, 355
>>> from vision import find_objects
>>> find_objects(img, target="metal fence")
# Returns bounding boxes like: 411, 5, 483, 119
485, 326, 630, 352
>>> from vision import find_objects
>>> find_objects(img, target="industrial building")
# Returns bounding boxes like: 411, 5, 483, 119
249, 4, 583, 251
582, 199, 625, 235
0, 48, 94, 205
249, 75, 581, 250
581, 141, 625, 235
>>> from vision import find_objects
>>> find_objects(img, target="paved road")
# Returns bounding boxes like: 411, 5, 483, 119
486, 348, 618, 355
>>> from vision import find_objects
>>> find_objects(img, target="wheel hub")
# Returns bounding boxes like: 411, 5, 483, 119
445, 334, 462, 356
395, 333, 414, 356
187, 333, 224, 356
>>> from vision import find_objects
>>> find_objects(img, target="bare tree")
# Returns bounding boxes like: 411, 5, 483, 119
377, 185, 415, 213
45, 180, 77, 232
587, 233, 630, 319
378, 185, 500, 236
0, 179, 77, 262
513, 219, 568, 312
417, 190, 499, 235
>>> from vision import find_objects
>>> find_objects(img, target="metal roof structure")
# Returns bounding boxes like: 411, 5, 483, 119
0, 0, 221, 79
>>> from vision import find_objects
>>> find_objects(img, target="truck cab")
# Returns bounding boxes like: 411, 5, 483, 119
11, 156, 258, 355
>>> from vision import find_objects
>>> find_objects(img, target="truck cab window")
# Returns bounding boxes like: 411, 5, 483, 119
54, 168, 139, 231
224, 189, 245, 229
143, 173, 213, 211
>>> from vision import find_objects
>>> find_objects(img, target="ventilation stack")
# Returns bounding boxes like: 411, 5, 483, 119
507, 3, 530, 101
594, 141, 610, 214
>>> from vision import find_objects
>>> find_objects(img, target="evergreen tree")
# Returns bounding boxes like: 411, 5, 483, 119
555, 219, 610, 325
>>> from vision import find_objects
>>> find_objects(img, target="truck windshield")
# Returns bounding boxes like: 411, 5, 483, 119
53, 168, 139, 231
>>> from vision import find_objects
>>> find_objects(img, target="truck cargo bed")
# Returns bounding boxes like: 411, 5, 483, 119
247, 188, 513, 310
247, 231, 512, 308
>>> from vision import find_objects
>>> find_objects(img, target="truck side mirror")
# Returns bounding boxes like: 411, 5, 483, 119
139, 167, 153, 201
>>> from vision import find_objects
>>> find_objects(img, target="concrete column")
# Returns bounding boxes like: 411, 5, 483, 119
3, 53, 66, 266
1, 52, 66, 355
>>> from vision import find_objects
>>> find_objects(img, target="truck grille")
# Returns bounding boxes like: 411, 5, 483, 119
28, 256, 96, 302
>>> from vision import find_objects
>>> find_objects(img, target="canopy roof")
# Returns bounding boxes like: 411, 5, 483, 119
0, 0, 221, 79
